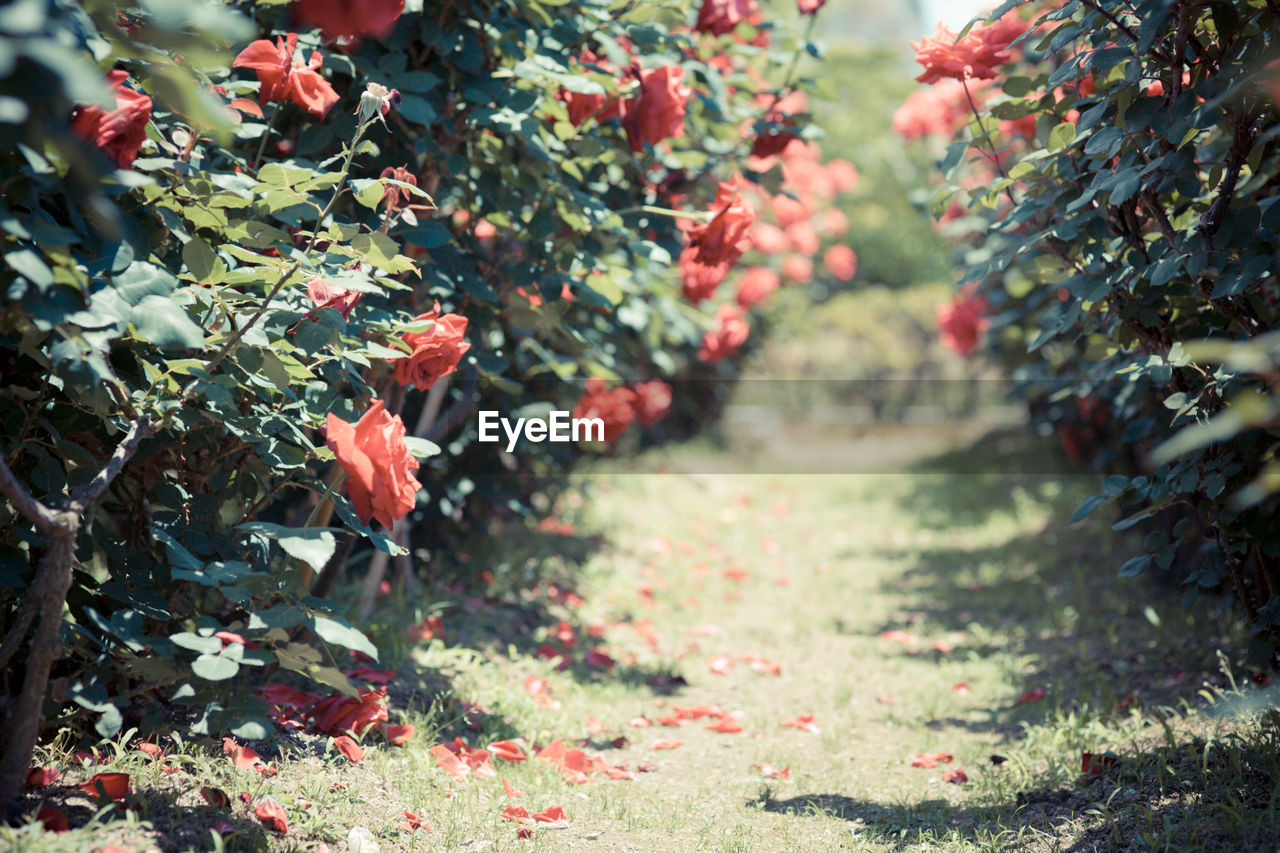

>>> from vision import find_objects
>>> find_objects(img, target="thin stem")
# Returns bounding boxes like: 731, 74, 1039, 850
252, 102, 283, 171
616, 204, 713, 222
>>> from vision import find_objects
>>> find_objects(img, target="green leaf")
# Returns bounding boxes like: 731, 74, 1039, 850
192, 653, 240, 681
182, 238, 224, 282
131, 295, 205, 349
237, 521, 338, 567
1118, 554, 1152, 577
170, 632, 223, 654
1048, 122, 1075, 153
1069, 494, 1107, 524
311, 614, 378, 660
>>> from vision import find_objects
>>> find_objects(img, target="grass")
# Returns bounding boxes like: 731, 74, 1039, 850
6, 424, 1280, 852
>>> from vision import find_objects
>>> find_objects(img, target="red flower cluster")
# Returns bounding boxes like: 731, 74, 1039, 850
937, 285, 989, 357
680, 180, 755, 304
892, 79, 976, 140
823, 244, 858, 281
572, 379, 636, 443
572, 378, 672, 442
698, 304, 750, 363
291, 0, 405, 40
561, 50, 623, 127
695, 0, 760, 37
326, 399, 422, 528
911, 13, 1025, 85
621, 64, 692, 153
392, 303, 471, 391
735, 266, 780, 308
71, 70, 152, 168
234, 33, 339, 119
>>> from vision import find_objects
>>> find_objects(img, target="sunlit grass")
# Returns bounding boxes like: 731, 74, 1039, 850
6, 426, 1279, 852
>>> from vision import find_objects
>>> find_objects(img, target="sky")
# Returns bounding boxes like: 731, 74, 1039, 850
921, 0, 991, 28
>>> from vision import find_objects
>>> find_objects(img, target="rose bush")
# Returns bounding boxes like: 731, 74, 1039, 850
900, 0, 1280, 664
0, 0, 859, 809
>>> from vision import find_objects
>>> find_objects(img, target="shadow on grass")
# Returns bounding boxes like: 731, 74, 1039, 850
753, 726, 1280, 851
353, 521, 690, 744
864, 426, 1241, 735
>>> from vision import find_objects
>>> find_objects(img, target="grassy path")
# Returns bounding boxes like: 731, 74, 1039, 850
12, 428, 1280, 853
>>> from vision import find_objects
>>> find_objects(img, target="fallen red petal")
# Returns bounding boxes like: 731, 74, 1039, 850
254, 797, 288, 834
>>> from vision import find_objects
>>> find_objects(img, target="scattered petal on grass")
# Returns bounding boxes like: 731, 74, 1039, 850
753, 763, 790, 779
911, 752, 954, 768
585, 715, 606, 735
876, 694, 897, 704
708, 654, 735, 675
723, 568, 749, 583
398, 810, 428, 832
80, 772, 130, 801
533, 805, 567, 824
705, 716, 744, 733
942, 769, 968, 784
585, 649, 616, 670
746, 657, 782, 675
880, 629, 919, 646
490, 740, 527, 762
37, 806, 68, 832
517, 826, 535, 840
952, 682, 972, 695
135, 742, 164, 759
504, 778, 525, 798
201, 787, 231, 809
222, 737, 269, 773
932, 639, 953, 654
1018, 687, 1047, 703
383, 723, 414, 745
649, 740, 683, 750
1081, 752, 1119, 775
26, 767, 60, 787
502, 805, 533, 824
334, 735, 364, 763
782, 714, 819, 733
429, 744, 470, 779
628, 716, 653, 728
254, 798, 288, 834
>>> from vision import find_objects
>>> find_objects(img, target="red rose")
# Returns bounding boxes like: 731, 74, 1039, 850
680, 180, 755, 304
911, 15, 1024, 85
291, 0, 404, 40
326, 400, 422, 528
573, 379, 637, 443
781, 254, 813, 284
823, 245, 858, 281
697, 304, 749, 363
690, 180, 755, 267
679, 247, 731, 305
392, 303, 471, 391
735, 266, 780, 308
621, 64, 691, 153
70, 70, 152, 169
797, 0, 826, 13
307, 278, 361, 321
561, 50, 623, 127
695, 0, 759, 36
631, 380, 672, 426
892, 79, 973, 140
937, 285, 989, 357
234, 33, 339, 119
